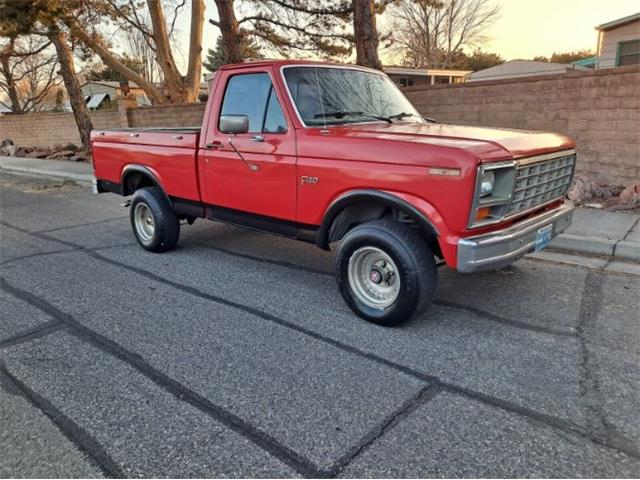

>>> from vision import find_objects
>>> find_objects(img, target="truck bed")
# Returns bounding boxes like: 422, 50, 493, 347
91, 128, 203, 202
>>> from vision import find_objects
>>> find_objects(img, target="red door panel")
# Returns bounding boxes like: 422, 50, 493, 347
199, 68, 297, 222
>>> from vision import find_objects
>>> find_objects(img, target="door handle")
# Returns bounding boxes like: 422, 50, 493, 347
205, 141, 223, 149
250, 135, 265, 143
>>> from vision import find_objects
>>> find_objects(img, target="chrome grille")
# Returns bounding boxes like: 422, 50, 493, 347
507, 153, 575, 215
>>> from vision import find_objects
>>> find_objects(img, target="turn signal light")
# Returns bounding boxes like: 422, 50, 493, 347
475, 207, 491, 221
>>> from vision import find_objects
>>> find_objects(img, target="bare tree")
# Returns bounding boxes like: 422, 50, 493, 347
387, 0, 500, 68
0, 36, 61, 114
49, 29, 94, 149
210, 0, 353, 63
64, 0, 205, 103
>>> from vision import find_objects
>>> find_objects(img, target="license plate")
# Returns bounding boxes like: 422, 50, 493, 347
534, 224, 553, 251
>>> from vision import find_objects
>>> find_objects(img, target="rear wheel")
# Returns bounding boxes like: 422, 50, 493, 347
130, 187, 179, 252
336, 219, 437, 326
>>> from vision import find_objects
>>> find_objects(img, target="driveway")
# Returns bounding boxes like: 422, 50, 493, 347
1, 172, 639, 478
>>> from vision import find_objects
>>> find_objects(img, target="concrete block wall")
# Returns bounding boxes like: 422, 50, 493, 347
0, 109, 123, 148
0, 103, 206, 149
404, 65, 640, 185
127, 103, 206, 128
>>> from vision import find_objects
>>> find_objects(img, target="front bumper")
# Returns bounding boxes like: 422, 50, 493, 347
457, 202, 574, 273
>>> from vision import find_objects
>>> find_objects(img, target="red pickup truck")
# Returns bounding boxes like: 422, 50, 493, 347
92, 60, 575, 326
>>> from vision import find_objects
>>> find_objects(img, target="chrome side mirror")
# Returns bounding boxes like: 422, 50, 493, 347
219, 115, 249, 134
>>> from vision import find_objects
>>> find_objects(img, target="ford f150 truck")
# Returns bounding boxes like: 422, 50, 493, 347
92, 60, 576, 326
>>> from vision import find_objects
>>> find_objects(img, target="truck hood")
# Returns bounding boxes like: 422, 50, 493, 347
344, 122, 575, 161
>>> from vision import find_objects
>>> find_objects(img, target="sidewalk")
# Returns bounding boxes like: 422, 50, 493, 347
550, 208, 639, 261
1, 155, 638, 262
0, 156, 94, 184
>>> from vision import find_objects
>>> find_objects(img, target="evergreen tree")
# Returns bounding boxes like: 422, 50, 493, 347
203, 36, 262, 74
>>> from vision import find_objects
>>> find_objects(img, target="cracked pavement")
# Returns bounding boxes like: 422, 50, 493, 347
1, 172, 639, 478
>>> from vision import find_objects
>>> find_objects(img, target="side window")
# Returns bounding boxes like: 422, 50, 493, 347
219, 73, 287, 133
263, 87, 288, 133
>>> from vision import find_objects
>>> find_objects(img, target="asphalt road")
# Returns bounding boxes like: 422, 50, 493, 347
1, 171, 639, 478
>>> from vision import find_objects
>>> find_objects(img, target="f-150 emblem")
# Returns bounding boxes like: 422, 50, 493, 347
301, 176, 319, 185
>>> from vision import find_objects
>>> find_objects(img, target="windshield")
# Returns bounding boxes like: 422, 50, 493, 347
283, 66, 425, 127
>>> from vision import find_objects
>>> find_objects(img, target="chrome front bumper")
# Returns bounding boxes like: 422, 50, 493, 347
457, 202, 574, 273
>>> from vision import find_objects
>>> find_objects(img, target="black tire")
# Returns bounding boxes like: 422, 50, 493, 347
336, 219, 438, 326
129, 186, 180, 252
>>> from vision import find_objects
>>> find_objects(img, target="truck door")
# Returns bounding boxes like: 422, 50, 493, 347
199, 68, 297, 227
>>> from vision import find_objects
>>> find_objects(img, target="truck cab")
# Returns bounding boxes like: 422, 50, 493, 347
92, 60, 576, 326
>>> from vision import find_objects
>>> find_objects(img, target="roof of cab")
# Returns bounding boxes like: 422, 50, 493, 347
217, 59, 374, 71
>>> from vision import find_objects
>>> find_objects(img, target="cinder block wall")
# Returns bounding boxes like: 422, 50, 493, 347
0, 103, 206, 149
0, 110, 124, 148
404, 65, 640, 185
127, 103, 206, 128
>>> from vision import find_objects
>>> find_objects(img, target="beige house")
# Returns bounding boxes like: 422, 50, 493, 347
596, 12, 640, 69
385, 67, 471, 88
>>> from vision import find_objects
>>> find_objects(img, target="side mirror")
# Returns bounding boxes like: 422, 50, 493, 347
220, 114, 249, 134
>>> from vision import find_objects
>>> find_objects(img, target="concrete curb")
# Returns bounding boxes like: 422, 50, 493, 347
615, 240, 640, 262
0, 164, 93, 185
550, 234, 640, 262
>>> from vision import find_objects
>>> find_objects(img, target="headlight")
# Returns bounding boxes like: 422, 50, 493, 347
469, 162, 517, 228
479, 170, 495, 197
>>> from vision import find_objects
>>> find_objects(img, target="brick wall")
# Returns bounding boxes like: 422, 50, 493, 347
404, 64, 640, 185
0, 109, 123, 148
0, 103, 206, 148
127, 103, 206, 128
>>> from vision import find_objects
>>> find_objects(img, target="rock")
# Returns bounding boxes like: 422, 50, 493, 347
567, 174, 605, 204
14, 146, 33, 157
49, 150, 76, 160
24, 148, 52, 159
61, 142, 79, 152
0, 138, 16, 156
70, 153, 88, 162
618, 183, 640, 204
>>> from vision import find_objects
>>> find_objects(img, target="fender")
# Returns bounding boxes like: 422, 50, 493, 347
316, 189, 448, 250
120, 164, 205, 218
121, 164, 165, 195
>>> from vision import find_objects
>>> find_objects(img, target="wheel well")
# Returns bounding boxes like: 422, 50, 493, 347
326, 201, 441, 257
121, 171, 158, 196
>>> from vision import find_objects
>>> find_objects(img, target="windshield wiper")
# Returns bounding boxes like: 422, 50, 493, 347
313, 111, 392, 124
387, 112, 420, 121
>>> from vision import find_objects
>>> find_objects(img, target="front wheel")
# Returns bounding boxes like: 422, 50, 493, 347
336, 220, 438, 326
130, 187, 180, 252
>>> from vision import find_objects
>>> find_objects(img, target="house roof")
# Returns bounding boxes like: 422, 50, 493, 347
596, 12, 640, 31
82, 80, 142, 89
87, 92, 111, 109
469, 60, 588, 81
384, 67, 472, 76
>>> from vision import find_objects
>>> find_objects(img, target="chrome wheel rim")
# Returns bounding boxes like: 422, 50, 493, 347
134, 203, 155, 244
347, 246, 401, 309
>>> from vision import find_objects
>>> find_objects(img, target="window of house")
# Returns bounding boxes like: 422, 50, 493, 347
220, 73, 287, 133
617, 39, 640, 66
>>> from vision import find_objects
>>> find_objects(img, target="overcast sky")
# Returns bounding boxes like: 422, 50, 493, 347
182, 0, 639, 65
